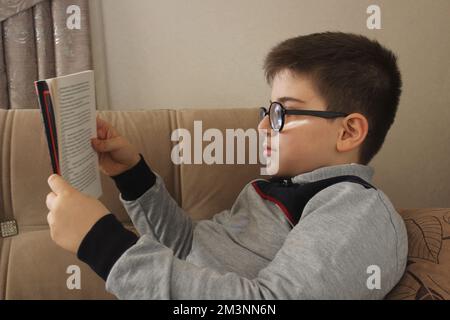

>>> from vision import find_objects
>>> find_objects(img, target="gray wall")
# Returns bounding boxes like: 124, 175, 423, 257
90, 0, 450, 208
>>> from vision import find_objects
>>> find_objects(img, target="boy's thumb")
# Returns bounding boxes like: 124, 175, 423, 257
47, 174, 73, 194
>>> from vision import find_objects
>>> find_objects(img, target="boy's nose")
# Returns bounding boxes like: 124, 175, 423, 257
257, 117, 276, 146
257, 115, 271, 132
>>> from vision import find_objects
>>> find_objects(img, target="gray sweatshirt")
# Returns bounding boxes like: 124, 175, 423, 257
77, 155, 408, 299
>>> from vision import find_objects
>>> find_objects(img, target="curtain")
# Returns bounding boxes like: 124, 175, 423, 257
0, 0, 92, 109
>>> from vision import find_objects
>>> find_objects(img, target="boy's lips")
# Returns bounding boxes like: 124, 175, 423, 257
263, 144, 275, 156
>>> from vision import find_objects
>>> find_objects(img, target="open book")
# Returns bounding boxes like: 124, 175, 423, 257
34, 70, 102, 199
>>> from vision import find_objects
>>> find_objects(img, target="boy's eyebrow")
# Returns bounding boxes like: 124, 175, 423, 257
271, 97, 306, 104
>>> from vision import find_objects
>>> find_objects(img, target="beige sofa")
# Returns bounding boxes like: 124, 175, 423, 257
0, 109, 449, 300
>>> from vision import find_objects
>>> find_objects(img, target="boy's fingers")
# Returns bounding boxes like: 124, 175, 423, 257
46, 192, 57, 210
91, 136, 124, 152
47, 211, 54, 226
97, 118, 108, 139
95, 117, 118, 139
96, 117, 112, 131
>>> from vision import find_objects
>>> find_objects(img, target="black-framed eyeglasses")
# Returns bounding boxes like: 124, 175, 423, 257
259, 101, 349, 132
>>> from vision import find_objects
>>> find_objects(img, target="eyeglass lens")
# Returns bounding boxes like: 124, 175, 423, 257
270, 103, 283, 131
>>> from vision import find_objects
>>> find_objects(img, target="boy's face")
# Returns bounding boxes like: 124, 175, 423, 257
258, 69, 345, 177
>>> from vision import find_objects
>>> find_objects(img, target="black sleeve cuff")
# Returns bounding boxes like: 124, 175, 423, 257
111, 153, 157, 201
77, 213, 139, 281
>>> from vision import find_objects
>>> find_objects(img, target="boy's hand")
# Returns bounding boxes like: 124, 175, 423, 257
46, 174, 110, 253
91, 116, 141, 177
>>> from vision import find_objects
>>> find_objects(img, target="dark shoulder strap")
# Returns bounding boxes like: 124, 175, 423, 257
252, 175, 376, 226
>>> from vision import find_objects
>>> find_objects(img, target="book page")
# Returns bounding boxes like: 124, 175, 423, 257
50, 70, 102, 199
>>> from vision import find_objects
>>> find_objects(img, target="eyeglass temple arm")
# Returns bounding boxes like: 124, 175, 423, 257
286, 110, 348, 118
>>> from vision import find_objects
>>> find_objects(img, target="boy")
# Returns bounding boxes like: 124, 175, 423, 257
45, 32, 407, 299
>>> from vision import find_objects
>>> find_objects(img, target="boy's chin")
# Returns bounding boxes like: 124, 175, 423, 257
261, 157, 302, 177
262, 163, 284, 177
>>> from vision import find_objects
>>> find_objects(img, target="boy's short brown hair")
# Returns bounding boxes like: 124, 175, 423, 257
263, 32, 402, 165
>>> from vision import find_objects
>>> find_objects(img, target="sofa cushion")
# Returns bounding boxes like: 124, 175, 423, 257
386, 208, 450, 300
4, 227, 114, 299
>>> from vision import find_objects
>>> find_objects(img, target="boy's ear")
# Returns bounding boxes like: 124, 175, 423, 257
336, 113, 369, 153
